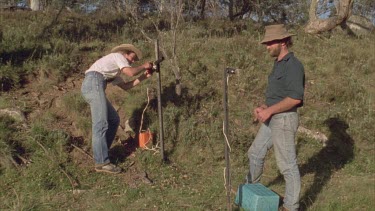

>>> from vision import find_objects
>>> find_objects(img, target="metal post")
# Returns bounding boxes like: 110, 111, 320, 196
223, 67, 235, 211
155, 40, 166, 162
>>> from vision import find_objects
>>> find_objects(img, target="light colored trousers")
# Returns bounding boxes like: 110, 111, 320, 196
247, 112, 300, 211
81, 71, 120, 166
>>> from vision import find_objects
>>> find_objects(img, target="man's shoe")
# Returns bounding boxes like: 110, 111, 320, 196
95, 163, 122, 174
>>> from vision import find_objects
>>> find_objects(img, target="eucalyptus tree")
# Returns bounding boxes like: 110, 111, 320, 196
29, 0, 43, 10
305, 0, 354, 34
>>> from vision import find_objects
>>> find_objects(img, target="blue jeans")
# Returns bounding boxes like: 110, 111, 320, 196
247, 112, 300, 211
81, 71, 120, 166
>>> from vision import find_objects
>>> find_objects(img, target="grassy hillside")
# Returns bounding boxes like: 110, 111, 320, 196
0, 10, 374, 210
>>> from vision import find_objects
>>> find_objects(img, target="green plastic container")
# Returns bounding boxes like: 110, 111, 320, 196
235, 183, 279, 211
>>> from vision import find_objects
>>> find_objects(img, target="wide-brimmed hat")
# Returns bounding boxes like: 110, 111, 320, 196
111, 44, 142, 60
260, 24, 295, 44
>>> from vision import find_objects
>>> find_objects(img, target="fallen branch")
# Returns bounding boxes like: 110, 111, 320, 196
10, 157, 19, 169
12, 188, 20, 210
71, 143, 93, 159
15, 154, 31, 165
59, 164, 79, 188
34, 139, 78, 190
143, 142, 160, 154
298, 126, 328, 146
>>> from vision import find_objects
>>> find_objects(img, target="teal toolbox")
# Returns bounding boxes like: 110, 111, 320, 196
235, 183, 279, 211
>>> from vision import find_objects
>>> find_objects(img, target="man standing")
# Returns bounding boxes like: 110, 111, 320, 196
246, 24, 305, 211
81, 44, 153, 174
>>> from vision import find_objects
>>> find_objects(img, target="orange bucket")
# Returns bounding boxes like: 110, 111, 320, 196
139, 130, 153, 148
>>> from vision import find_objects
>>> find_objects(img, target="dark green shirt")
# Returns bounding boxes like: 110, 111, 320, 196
265, 52, 305, 108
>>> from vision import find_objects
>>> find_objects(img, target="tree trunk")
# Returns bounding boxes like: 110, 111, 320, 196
171, 0, 183, 96
256, 0, 264, 24
200, 0, 206, 19
112, 0, 125, 13
304, 0, 354, 34
229, 0, 234, 21
30, 0, 43, 11
228, 0, 253, 21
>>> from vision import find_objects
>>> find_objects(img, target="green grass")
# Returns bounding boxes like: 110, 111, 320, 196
0, 10, 374, 210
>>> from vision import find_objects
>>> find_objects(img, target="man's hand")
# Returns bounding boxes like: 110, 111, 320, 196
256, 98, 301, 123
253, 107, 263, 122
256, 109, 272, 123
253, 104, 270, 123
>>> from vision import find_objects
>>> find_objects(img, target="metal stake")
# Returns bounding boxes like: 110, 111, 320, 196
155, 40, 166, 162
223, 67, 236, 211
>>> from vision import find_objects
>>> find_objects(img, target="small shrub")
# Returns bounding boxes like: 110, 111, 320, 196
62, 92, 89, 115
29, 124, 70, 158
0, 63, 22, 91
0, 116, 16, 169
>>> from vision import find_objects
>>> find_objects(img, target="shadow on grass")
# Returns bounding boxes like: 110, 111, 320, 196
109, 136, 138, 164
266, 117, 354, 210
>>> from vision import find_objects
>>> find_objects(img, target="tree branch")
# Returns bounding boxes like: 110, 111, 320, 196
305, 0, 354, 34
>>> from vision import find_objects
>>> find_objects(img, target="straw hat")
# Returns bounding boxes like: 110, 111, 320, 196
260, 24, 295, 44
111, 44, 142, 60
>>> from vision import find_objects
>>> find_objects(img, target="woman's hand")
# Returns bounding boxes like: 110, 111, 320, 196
144, 70, 153, 78
142, 62, 153, 70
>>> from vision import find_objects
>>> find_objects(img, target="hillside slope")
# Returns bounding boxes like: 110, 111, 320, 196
0, 10, 374, 210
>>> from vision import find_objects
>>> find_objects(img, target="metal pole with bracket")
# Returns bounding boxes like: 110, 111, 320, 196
223, 67, 237, 211
155, 40, 167, 162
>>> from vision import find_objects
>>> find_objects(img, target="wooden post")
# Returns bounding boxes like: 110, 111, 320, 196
155, 40, 166, 162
